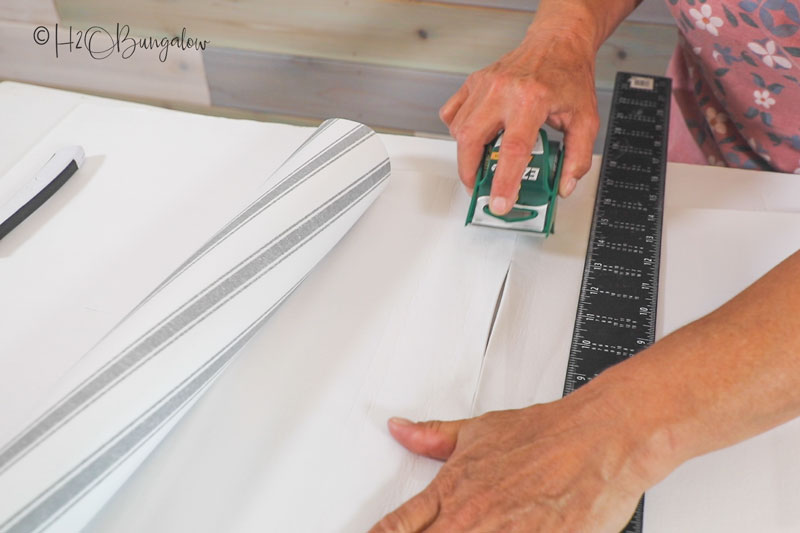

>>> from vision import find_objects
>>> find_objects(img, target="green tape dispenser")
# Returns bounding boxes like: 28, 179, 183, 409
465, 129, 564, 235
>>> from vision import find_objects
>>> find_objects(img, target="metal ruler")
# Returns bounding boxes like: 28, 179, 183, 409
563, 72, 671, 533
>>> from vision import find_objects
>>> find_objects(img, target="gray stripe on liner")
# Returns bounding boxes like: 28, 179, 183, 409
150, 123, 371, 295
276, 117, 336, 173
3, 287, 293, 533
2, 163, 389, 533
37, 124, 368, 419
0, 127, 375, 474
0, 160, 390, 483
89, 125, 373, 389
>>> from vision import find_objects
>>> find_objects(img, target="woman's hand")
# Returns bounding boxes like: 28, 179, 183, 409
369, 382, 673, 533
371, 246, 800, 531
441, 20, 600, 214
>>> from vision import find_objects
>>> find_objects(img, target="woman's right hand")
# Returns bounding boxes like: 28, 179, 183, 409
440, 9, 602, 214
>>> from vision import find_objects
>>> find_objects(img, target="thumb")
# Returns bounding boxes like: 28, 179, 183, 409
387, 417, 466, 460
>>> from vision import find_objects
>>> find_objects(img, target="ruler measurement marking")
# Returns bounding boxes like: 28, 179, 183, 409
597, 241, 645, 254
562, 72, 670, 533
584, 313, 639, 326
599, 220, 648, 232
592, 265, 644, 277
605, 180, 652, 192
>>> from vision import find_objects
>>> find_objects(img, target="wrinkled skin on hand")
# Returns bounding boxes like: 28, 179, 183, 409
440, 28, 599, 213
369, 388, 658, 533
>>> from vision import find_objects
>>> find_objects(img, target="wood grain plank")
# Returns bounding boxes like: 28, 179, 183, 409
0, 0, 59, 24
433, 0, 676, 25
205, 48, 463, 133
0, 20, 210, 106
55, 0, 676, 90
205, 47, 614, 153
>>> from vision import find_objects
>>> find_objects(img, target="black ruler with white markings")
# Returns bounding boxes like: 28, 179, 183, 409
562, 72, 671, 533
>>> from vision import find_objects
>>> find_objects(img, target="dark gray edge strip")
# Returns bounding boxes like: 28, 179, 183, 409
0, 160, 79, 241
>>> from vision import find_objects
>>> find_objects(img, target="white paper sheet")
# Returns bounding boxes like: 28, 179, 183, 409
0, 111, 393, 532
0, 103, 317, 446
476, 202, 800, 532
0, 98, 518, 533
646, 208, 800, 533
4, 82, 800, 533
81, 131, 519, 533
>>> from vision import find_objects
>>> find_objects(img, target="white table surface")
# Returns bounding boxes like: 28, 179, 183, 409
2, 81, 800, 532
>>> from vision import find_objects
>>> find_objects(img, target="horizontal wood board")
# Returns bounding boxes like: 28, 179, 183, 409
55, 0, 677, 90
205, 47, 614, 153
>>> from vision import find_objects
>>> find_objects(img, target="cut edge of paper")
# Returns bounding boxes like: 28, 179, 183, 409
470, 262, 512, 415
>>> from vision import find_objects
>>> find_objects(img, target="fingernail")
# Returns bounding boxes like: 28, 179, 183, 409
389, 417, 413, 427
563, 178, 577, 197
464, 184, 473, 196
489, 197, 508, 215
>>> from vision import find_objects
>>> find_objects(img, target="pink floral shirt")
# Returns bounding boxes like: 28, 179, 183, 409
665, 0, 800, 173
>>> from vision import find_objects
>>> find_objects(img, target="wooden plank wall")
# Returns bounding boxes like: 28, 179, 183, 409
0, 0, 678, 149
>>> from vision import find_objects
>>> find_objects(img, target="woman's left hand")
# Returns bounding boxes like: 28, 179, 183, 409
369, 386, 668, 533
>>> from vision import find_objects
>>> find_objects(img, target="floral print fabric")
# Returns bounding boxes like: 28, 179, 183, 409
664, 0, 800, 173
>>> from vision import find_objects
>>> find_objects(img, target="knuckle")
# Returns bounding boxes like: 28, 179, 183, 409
499, 136, 532, 158
527, 82, 549, 101
515, 78, 548, 103
448, 122, 459, 139
465, 71, 483, 89
584, 113, 600, 135
488, 71, 512, 91
455, 125, 480, 146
